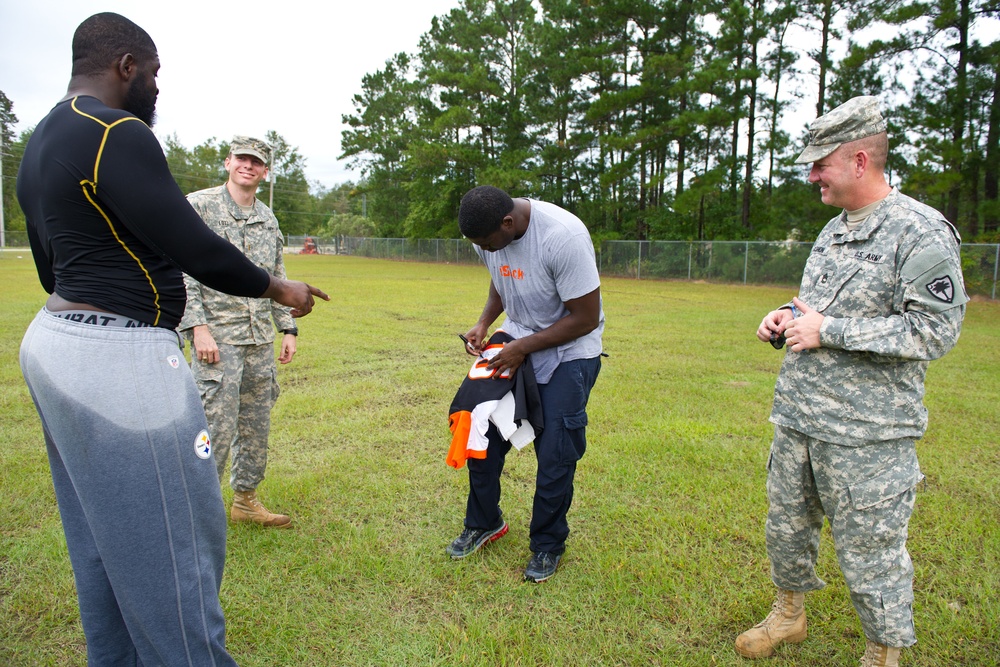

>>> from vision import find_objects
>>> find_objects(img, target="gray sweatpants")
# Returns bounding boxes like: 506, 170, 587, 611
20, 310, 237, 666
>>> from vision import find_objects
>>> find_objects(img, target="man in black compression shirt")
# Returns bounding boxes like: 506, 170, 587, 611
16, 13, 328, 666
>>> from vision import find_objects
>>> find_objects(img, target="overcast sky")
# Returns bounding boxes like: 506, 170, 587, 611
1, 0, 462, 189
5, 4, 997, 191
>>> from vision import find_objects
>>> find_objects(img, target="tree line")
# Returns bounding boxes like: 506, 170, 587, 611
3, 0, 998, 244
0, 100, 369, 241
342, 0, 1000, 242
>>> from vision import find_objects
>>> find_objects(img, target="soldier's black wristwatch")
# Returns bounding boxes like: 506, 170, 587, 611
282, 327, 298, 336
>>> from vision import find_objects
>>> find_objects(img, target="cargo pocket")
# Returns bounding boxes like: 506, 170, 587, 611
847, 467, 923, 549
560, 410, 588, 464
270, 366, 281, 409
194, 367, 225, 404
849, 468, 923, 511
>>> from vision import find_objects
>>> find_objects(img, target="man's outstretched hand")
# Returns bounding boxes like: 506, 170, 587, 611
264, 277, 330, 317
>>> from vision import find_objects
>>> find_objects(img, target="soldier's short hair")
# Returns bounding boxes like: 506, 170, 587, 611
71, 13, 157, 77
459, 186, 515, 239
852, 132, 889, 171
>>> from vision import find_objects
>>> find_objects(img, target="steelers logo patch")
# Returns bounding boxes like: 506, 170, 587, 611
194, 430, 212, 459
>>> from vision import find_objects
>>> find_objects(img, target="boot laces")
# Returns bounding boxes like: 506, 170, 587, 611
754, 595, 789, 629
860, 641, 886, 666
237, 493, 270, 514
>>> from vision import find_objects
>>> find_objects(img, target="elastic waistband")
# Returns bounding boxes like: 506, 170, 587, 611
36, 309, 184, 349
44, 308, 154, 329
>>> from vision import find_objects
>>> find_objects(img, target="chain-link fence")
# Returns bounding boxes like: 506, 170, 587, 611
288, 236, 999, 299
600, 240, 815, 285
962, 243, 1000, 300
6, 231, 994, 298
287, 235, 482, 265
0, 230, 30, 250
599, 240, 999, 299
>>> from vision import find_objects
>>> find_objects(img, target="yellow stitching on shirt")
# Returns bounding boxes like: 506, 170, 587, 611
71, 98, 162, 326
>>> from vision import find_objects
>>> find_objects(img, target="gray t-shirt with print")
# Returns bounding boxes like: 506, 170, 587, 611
475, 199, 604, 383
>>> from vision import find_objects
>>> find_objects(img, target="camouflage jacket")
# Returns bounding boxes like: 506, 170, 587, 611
178, 185, 293, 344
770, 189, 968, 445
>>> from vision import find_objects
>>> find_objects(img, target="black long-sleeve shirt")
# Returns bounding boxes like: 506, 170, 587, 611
16, 96, 271, 329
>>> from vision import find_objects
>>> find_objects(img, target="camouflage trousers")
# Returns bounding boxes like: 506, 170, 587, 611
191, 342, 279, 492
765, 425, 923, 647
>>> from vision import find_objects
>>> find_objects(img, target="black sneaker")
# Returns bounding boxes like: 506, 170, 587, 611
524, 551, 562, 583
446, 521, 509, 559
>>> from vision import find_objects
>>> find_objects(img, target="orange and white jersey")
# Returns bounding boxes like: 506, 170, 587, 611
446, 331, 543, 469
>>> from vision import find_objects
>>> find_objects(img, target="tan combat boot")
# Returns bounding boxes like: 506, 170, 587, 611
735, 589, 807, 658
859, 640, 901, 667
231, 490, 291, 527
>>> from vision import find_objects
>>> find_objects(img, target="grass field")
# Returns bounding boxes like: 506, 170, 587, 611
1, 254, 998, 666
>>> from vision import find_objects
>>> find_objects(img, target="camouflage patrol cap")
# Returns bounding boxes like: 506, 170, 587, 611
230, 135, 272, 165
794, 96, 887, 164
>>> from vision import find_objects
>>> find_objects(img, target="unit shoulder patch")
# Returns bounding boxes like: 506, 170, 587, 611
925, 276, 955, 303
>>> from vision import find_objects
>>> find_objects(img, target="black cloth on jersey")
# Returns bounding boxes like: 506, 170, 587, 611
447, 330, 544, 468
16, 96, 271, 329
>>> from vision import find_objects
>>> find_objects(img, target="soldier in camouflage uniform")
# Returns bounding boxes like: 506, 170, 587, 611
179, 136, 299, 527
737, 97, 967, 667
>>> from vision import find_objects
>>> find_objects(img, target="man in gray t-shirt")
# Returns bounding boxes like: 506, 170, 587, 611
446, 185, 604, 583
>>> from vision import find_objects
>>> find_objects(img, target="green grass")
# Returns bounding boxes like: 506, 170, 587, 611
1, 254, 998, 666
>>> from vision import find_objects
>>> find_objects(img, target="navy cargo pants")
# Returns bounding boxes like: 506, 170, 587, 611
465, 356, 601, 555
